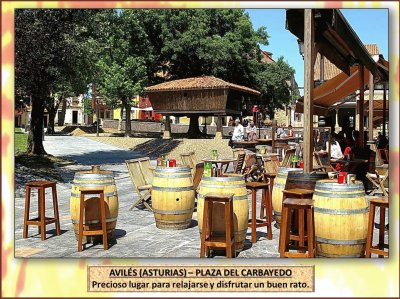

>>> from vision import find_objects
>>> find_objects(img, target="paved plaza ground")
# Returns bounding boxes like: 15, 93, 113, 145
14, 135, 281, 258
14, 135, 387, 259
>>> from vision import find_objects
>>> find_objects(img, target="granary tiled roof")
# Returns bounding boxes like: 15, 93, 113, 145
314, 44, 381, 81
145, 76, 261, 95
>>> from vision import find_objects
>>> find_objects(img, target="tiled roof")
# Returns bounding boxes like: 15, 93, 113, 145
314, 44, 381, 80
261, 50, 275, 63
145, 76, 261, 95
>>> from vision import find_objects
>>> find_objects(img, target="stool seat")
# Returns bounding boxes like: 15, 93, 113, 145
283, 189, 314, 197
283, 197, 313, 206
246, 181, 269, 189
23, 181, 61, 241
200, 193, 235, 258
279, 197, 315, 258
78, 187, 108, 252
366, 196, 389, 258
26, 180, 56, 188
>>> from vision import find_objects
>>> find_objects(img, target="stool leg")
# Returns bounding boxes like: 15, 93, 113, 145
264, 187, 272, 240
225, 203, 232, 258
260, 193, 265, 220
200, 200, 208, 258
206, 201, 213, 257
78, 194, 85, 252
37, 189, 41, 235
279, 205, 289, 257
298, 209, 305, 252
378, 206, 385, 258
365, 203, 375, 258
23, 186, 31, 239
39, 187, 46, 241
251, 189, 257, 243
99, 192, 108, 250
230, 202, 236, 258
52, 185, 61, 236
307, 207, 315, 258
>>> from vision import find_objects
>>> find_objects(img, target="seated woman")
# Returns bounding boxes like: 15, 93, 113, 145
246, 121, 257, 141
328, 133, 344, 159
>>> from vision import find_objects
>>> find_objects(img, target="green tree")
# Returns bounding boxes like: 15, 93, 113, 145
15, 9, 94, 153
255, 57, 296, 119
139, 9, 269, 136
91, 10, 149, 136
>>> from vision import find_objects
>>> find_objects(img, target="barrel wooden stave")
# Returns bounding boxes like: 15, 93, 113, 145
70, 170, 119, 243
313, 179, 369, 257
151, 166, 195, 230
197, 176, 249, 251
271, 167, 303, 224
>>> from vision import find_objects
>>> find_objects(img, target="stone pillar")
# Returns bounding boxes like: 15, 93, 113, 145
334, 108, 341, 133
215, 116, 223, 139
163, 115, 171, 139
210, 116, 216, 126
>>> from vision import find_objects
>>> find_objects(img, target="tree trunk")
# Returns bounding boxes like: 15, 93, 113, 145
188, 115, 201, 138
118, 107, 123, 131
57, 98, 67, 126
124, 104, 131, 137
45, 100, 60, 135
28, 94, 47, 155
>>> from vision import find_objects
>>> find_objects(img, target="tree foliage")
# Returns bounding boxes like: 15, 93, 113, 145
15, 9, 94, 153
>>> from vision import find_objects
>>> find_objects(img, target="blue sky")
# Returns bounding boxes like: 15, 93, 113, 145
246, 9, 389, 91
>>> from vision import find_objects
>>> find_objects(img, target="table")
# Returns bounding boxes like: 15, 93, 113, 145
202, 158, 237, 173
232, 140, 258, 150
330, 158, 369, 173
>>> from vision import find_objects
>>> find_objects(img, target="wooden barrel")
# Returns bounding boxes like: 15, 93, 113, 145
197, 176, 249, 251
70, 167, 119, 242
151, 166, 195, 230
313, 179, 369, 257
271, 167, 303, 224
285, 171, 329, 190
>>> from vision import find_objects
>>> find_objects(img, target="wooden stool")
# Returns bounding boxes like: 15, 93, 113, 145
365, 197, 389, 258
279, 198, 315, 258
23, 181, 61, 241
200, 193, 235, 258
261, 173, 276, 219
246, 182, 272, 243
78, 187, 108, 252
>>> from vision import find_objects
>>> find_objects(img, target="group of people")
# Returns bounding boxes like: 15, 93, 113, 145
230, 119, 258, 144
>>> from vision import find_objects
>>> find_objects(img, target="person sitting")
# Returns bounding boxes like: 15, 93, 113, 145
328, 134, 344, 160
276, 124, 287, 138
230, 119, 244, 148
246, 121, 257, 141
287, 125, 294, 137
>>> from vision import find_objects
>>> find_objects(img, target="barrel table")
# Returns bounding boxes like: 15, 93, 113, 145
151, 166, 195, 230
197, 176, 249, 251
271, 167, 303, 224
70, 166, 119, 243
313, 179, 369, 257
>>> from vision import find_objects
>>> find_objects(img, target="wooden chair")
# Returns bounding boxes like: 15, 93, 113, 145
366, 170, 388, 196
180, 152, 196, 169
193, 162, 204, 195
231, 153, 246, 174
232, 148, 246, 170
125, 159, 153, 211
313, 152, 334, 172
137, 157, 154, 186
281, 148, 295, 167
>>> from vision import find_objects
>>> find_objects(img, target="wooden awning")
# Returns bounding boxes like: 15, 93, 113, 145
286, 9, 378, 76
295, 57, 389, 115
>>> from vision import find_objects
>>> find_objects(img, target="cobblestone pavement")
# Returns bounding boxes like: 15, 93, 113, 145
14, 136, 387, 258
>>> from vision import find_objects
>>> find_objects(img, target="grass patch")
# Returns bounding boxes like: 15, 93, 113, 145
15, 128, 28, 154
